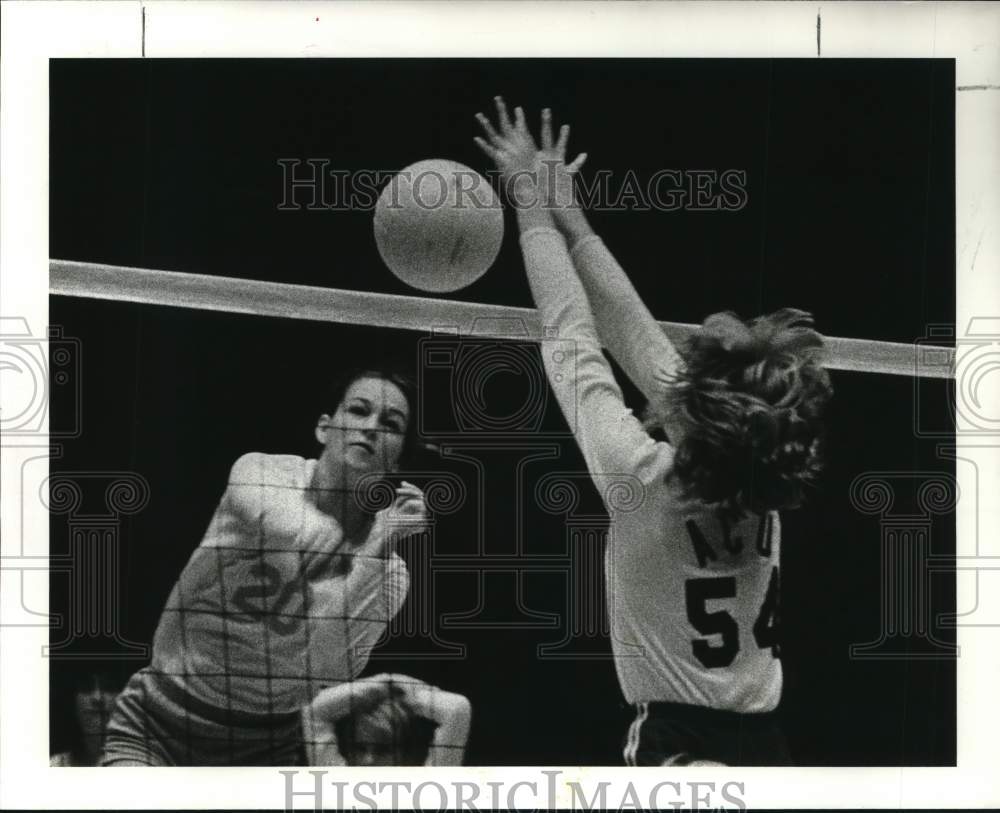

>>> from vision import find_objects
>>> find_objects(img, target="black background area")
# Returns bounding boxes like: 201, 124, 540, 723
50, 59, 953, 342
48, 59, 955, 766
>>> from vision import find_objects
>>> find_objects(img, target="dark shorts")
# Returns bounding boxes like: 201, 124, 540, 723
101, 667, 304, 766
623, 701, 792, 767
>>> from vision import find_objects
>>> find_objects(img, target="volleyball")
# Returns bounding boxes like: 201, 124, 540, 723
373, 159, 504, 293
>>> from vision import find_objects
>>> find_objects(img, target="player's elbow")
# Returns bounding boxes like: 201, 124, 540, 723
443, 692, 473, 729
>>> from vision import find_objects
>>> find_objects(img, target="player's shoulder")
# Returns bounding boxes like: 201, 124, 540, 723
593, 406, 676, 488
229, 452, 308, 487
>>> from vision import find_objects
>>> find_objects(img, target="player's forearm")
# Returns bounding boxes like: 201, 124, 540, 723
518, 226, 601, 415
519, 226, 593, 335
567, 231, 684, 403
340, 552, 389, 600
308, 681, 381, 722
420, 691, 472, 767
340, 553, 408, 663
555, 205, 595, 246
305, 557, 389, 670
551, 204, 685, 403
516, 199, 556, 233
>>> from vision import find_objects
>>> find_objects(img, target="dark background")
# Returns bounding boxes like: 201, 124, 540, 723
49, 59, 955, 766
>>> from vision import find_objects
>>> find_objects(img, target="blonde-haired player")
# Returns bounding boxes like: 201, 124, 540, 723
476, 99, 832, 766
303, 674, 471, 766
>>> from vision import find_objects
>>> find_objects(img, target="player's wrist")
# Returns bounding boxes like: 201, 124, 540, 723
516, 202, 555, 232
556, 207, 593, 245
506, 171, 543, 210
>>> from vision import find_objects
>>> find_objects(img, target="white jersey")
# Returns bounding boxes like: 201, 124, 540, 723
607, 480, 781, 709
152, 453, 409, 715
521, 228, 781, 713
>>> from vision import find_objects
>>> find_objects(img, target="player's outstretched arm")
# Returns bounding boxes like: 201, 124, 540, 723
304, 483, 422, 679
475, 100, 668, 487
474, 96, 556, 233
537, 111, 685, 420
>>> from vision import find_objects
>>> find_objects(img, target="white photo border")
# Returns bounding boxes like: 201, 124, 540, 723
1, 1, 998, 809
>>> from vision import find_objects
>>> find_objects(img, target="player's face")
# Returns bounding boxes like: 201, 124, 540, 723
74, 675, 118, 739
346, 741, 403, 766
318, 377, 410, 473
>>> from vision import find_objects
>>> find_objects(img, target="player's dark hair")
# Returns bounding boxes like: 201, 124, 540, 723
334, 686, 437, 766
51, 661, 131, 764
649, 308, 833, 518
66, 660, 132, 694
323, 366, 420, 467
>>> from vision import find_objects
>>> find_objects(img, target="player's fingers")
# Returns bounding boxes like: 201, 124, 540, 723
474, 113, 503, 147
540, 108, 554, 151
394, 494, 425, 513
494, 96, 514, 134
473, 136, 502, 163
566, 152, 588, 174
364, 673, 399, 685
514, 106, 528, 134
384, 673, 422, 687
555, 124, 570, 157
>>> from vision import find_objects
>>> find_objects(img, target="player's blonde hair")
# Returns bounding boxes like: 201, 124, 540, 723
650, 308, 833, 518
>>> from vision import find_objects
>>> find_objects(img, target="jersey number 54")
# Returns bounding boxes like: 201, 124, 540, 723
684, 566, 780, 668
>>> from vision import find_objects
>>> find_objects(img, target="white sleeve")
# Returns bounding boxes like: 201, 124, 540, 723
343, 550, 409, 668
520, 227, 674, 492
224, 452, 268, 524
308, 550, 409, 680
569, 234, 684, 405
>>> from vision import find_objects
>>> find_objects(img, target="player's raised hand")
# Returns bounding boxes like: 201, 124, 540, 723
475, 97, 544, 208
341, 479, 427, 567
474, 97, 536, 175
538, 107, 588, 212
387, 480, 429, 536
